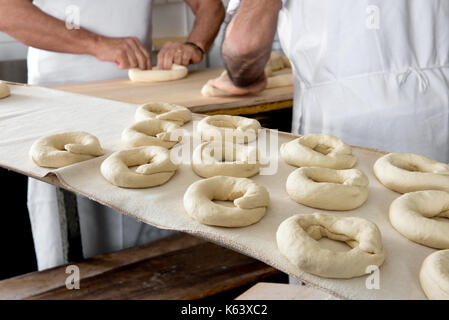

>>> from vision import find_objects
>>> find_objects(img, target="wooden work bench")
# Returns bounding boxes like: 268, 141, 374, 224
51, 67, 294, 131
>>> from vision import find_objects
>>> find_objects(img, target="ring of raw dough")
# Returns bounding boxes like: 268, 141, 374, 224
191, 141, 260, 178
122, 119, 181, 149
419, 249, 449, 300
374, 153, 449, 194
30, 131, 104, 168
264, 51, 291, 77
389, 190, 449, 249
197, 115, 261, 143
0, 81, 10, 99
276, 213, 385, 279
183, 176, 270, 227
128, 64, 188, 83
100, 146, 178, 188
135, 102, 192, 126
286, 167, 369, 211
280, 134, 357, 169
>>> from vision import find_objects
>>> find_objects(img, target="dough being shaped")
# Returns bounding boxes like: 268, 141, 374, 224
135, 102, 192, 126
420, 249, 449, 300
0, 81, 10, 99
286, 167, 369, 211
201, 51, 293, 97
276, 213, 385, 279
192, 141, 259, 178
122, 119, 181, 149
197, 115, 261, 143
280, 134, 357, 169
101, 146, 178, 188
129, 64, 188, 83
389, 190, 449, 249
183, 176, 270, 227
201, 73, 294, 97
30, 131, 104, 168
374, 153, 449, 194
264, 51, 292, 77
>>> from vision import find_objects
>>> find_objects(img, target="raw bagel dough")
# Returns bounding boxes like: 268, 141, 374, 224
201, 73, 294, 97
197, 115, 261, 143
30, 131, 104, 168
122, 119, 181, 149
128, 64, 188, 82
276, 213, 385, 279
201, 51, 293, 97
420, 249, 449, 300
286, 167, 369, 211
389, 190, 449, 249
183, 176, 270, 227
374, 153, 449, 194
192, 141, 260, 178
280, 134, 357, 169
264, 51, 292, 77
100, 146, 178, 188
135, 102, 192, 126
0, 81, 10, 99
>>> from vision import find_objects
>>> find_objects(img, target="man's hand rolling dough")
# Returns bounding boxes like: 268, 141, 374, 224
94, 36, 152, 70
207, 71, 267, 96
157, 41, 203, 70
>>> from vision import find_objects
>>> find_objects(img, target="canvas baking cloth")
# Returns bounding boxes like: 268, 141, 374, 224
0, 85, 436, 299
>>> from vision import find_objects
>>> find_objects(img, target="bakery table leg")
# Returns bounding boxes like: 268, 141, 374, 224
56, 188, 83, 263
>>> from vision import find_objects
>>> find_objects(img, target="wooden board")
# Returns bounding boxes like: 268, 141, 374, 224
0, 234, 280, 300
51, 67, 293, 113
0, 234, 202, 300
236, 282, 341, 300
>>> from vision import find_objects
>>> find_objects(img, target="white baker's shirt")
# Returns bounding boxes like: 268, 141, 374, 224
28, 0, 153, 85
228, 0, 449, 162
26, 0, 174, 271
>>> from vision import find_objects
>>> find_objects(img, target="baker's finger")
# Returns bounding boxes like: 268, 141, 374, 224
181, 50, 191, 65
133, 38, 152, 70
162, 49, 175, 70
173, 49, 183, 65
156, 49, 166, 69
127, 39, 147, 70
124, 43, 139, 69
116, 50, 131, 69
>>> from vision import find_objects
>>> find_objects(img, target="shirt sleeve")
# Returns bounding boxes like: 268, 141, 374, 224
226, 0, 241, 15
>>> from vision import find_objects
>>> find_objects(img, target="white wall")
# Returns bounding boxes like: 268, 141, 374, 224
0, 0, 229, 65
0, 32, 28, 61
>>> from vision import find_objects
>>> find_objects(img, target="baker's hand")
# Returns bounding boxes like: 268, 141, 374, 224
208, 71, 267, 96
94, 36, 152, 70
157, 41, 203, 70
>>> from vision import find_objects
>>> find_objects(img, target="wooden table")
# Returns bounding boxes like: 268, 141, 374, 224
0, 234, 282, 300
51, 67, 294, 116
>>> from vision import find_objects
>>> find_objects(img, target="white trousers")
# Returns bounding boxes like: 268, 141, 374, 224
27, 178, 174, 270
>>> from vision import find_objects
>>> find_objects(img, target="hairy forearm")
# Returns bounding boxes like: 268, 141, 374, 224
222, 0, 281, 87
186, 0, 225, 52
0, 0, 98, 55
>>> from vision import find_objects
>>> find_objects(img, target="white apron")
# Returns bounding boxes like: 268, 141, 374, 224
27, 0, 173, 271
275, 0, 449, 287
277, 0, 449, 163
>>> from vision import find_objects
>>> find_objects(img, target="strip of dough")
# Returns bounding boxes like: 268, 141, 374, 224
0, 81, 10, 99
129, 64, 188, 83
201, 51, 293, 97
201, 73, 293, 97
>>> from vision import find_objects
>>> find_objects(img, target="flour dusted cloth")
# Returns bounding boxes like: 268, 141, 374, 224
1, 84, 171, 270
0, 85, 437, 299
